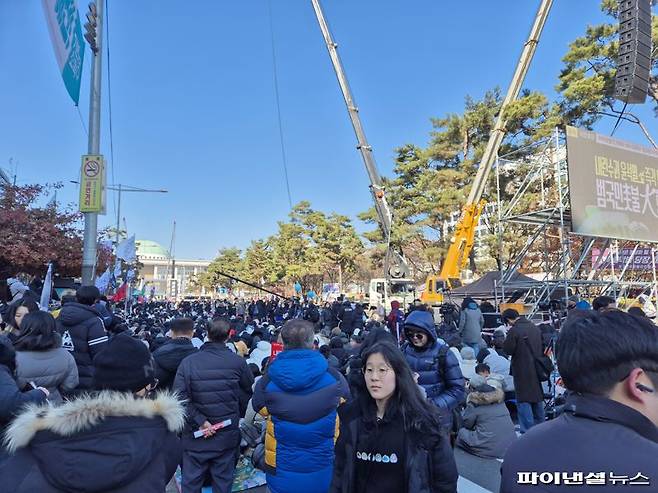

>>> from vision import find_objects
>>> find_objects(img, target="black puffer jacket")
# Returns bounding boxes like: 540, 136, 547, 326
56, 303, 108, 390
152, 338, 198, 390
173, 342, 254, 452
501, 393, 658, 492
330, 400, 458, 493
0, 391, 185, 492
0, 364, 47, 459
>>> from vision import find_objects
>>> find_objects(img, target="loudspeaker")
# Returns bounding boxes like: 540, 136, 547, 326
615, 0, 653, 104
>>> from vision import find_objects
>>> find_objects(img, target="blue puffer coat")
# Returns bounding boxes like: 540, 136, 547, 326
402, 311, 465, 427
252, 349, 350, 493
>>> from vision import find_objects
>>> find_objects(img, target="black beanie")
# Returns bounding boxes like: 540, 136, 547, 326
93, 333, 155, 392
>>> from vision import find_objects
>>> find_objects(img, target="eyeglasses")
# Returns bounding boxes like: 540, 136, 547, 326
620, 368, 658, 394
636, 383, 655, 394
405, 332, 426, 340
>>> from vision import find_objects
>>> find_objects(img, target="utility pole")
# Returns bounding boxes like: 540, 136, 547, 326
115, 183, 122, 247
81, 0, 104, 285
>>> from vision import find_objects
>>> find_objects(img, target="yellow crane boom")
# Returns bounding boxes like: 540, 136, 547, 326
423, 0, 554, 303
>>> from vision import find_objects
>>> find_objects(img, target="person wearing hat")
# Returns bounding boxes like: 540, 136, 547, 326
6, 277, 29, 303
456, 376, 516, 459
55, 285, 108, 391
0, 333, 185, 492
402, 310, 465, 433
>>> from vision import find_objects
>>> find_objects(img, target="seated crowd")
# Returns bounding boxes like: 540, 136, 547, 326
0, 282, 656, 492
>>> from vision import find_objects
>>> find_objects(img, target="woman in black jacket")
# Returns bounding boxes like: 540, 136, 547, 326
330, 342, 458, 493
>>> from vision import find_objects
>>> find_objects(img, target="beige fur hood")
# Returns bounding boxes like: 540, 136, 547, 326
467, 387, 505, 406
4, 390, 185, 453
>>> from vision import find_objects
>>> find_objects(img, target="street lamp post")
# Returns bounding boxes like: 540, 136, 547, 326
71, 180, 168, 247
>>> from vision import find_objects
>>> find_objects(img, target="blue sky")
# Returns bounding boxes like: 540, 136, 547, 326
1, 1, 656, 260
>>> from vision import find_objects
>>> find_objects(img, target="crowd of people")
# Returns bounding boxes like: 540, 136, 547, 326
0, 280, 656, 492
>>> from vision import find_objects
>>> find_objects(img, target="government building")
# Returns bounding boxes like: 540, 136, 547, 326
136, 240, 211, 299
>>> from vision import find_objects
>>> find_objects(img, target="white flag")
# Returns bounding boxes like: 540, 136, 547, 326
116, 235, 136, 263
95, 267, 111, 294
40, 263, 53, 311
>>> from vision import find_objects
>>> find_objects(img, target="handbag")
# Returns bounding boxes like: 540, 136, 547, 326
523, 336, 554, 382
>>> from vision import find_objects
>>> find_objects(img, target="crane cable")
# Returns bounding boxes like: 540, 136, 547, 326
268, 0, 294, 210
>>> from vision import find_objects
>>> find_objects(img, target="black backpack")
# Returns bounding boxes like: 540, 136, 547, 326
435, 345, 465, 436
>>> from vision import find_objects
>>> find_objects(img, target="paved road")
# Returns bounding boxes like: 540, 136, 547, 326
169, 447, 502, 493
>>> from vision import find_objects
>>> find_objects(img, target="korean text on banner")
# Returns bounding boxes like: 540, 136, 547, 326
42, 0, 85, 105
79, 155, 106, 213
566, 126, 658, 243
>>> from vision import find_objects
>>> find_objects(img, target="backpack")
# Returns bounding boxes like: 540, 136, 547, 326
434, 345, 464, 436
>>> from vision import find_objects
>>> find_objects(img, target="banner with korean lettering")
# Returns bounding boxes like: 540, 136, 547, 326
79, 155, 106, 213
566, 126, 658, 242
591, 247, 655, 271
42, 0, 85, 105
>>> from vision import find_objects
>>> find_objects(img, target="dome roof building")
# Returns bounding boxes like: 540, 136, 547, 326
135, 239, 210, 299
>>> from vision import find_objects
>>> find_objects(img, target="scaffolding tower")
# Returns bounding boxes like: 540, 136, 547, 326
494, 128, 657, 317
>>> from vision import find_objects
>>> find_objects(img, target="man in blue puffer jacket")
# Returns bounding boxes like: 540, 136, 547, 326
402, 310, 465, 430
252, 319, 350, 493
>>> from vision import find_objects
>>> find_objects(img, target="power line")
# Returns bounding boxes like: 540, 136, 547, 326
268, 0, 293, 210
105, 0, 117, 220
610, 101, 628, 136
76, 105, 88, 136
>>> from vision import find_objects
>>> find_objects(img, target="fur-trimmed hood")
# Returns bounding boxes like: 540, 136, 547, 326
4, 390, 185, 453
467, 387, 505, 406
0, 391, 186, 492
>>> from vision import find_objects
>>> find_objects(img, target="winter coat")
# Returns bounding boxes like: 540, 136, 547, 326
173, 342, 254, 452
402, 311, 465, 428
252, 348, 351, 493
0, 391, 185, 493
55, 302, 108, 390
304, 304, 320, 324
15, 348, 79, 405
501, 393, 658, 492
326, 353, 341, 369
330, 337, 350, 367
503, 317, 544, 403
458, 303, 484, 344
456, 387, 516, 459
339, 304, 357, 335
386, 305, 405, 340
321, 307, 337, 329
0, 364, 47, 459
152, 337, 198, 390
329, 399, 458, 493
94, 301, 114, 328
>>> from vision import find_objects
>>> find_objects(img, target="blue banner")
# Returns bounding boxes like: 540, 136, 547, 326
42, 0, 85, 104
